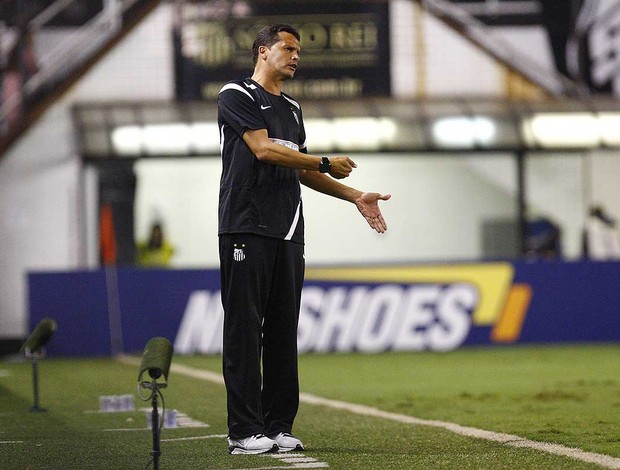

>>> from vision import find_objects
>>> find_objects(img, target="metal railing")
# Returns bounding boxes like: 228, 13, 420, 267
418, 0, 584, 98
0, 0, 146, 138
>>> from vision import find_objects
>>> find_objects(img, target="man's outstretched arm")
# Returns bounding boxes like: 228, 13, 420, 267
300, 170, 391, 233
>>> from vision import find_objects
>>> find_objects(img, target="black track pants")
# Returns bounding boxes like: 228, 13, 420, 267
219, 234, 305, 439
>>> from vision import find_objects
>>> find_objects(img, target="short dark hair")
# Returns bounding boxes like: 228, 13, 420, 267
252, 24, 300, 65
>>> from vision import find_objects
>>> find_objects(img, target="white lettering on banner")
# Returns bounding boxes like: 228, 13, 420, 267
432, 283, 476, 351
173, 284, 477, 354
296, 286, 323, 350
174, 290, 223, 354
392, 285, 439, 351
308, 286, 369, 352
355, 285, 403, 353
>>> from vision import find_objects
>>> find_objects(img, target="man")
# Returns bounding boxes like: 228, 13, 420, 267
217, 24, 391, 455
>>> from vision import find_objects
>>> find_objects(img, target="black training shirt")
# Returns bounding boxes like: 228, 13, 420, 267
217, 78, 307, 244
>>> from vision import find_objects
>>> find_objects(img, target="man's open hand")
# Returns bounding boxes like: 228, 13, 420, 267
355, 192, 391, 233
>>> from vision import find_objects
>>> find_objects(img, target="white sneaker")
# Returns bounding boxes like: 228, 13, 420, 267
271, 432, 304, 452
227, 434, 278, 455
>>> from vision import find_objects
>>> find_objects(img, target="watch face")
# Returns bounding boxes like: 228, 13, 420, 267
320, 157, 330, 173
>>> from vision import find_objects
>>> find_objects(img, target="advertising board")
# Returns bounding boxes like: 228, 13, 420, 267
28, 261, 620, 356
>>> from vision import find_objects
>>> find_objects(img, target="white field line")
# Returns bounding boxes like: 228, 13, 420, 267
228, 453, 330, 470
300, 393, 620, 470
116, 356, 620, 469
222, 466, 328, 470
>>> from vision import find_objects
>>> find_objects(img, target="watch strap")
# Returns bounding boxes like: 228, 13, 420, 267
319, 156, 331, 173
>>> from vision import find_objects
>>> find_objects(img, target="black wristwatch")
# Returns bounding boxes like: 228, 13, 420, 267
319, 156, 331, 173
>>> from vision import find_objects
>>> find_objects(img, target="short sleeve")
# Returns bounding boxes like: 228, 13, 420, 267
299, 109, 307, 153
217, 83, 266, 137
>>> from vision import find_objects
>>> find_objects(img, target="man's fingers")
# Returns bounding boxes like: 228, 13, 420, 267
329, 158, 355, 179
331, 168, 350, 179
366, 214, 387, 233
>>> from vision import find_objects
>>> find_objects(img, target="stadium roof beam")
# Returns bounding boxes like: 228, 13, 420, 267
72, 97, 620, 160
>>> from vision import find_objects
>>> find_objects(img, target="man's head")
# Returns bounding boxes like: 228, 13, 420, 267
252, 24, 300, 65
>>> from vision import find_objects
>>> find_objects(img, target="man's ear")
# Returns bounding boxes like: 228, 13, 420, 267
259, 45, 269, 60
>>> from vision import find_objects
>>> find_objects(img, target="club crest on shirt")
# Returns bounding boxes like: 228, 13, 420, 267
290, 107, 300, 126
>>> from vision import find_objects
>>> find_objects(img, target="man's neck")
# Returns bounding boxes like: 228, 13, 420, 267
251, 71, 284, 95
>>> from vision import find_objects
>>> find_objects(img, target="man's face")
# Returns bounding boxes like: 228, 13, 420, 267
262, 32, 301, 80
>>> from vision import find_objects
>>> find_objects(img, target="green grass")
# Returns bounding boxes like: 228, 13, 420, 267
1, 344, 619, 469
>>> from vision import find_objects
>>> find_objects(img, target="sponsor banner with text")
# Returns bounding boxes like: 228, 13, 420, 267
28, 261, 620, 356
173, 1, 390, 100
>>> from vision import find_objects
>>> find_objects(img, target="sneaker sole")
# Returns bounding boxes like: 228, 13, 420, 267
277, 444, 304, 453
229, 444, 278, 455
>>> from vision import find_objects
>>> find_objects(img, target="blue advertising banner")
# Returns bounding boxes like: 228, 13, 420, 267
28, 261, 620, 357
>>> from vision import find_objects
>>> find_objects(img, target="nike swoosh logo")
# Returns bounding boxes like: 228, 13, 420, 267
261, 105, 272, 110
